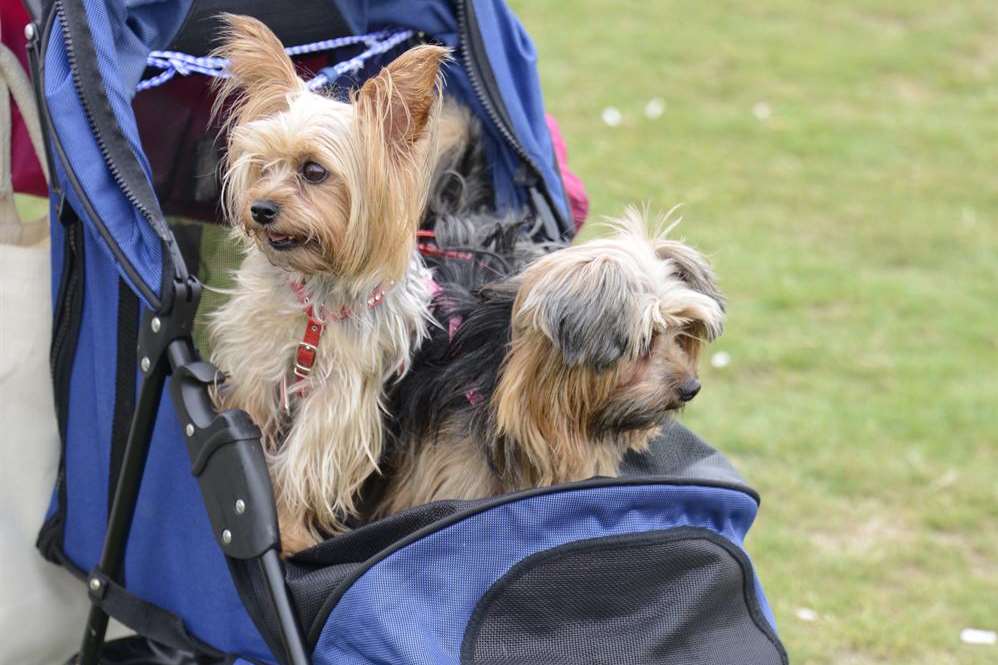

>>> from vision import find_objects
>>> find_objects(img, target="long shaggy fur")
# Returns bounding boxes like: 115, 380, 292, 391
208, 15, 447, 551
208, 15, 726, 548
378, 197, 726, 517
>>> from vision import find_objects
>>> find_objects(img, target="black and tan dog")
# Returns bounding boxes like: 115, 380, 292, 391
376, 128, 727, 517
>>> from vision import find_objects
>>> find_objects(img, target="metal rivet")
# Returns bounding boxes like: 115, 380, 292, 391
151, 317, 161, 333
24, 24, 35, 40
140, 357, 151, 372
89, 578, 102, 592
234, 499, 246, 515
221, 529, 232, 545
185, 423, 195, 437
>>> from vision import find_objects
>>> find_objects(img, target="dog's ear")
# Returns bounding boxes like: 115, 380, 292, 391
515, 254, 654, 370
655, 239, 726, 337
214, 14, 303, 122
355, 45, 449, 157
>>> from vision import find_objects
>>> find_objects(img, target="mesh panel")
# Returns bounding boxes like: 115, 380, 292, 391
462, 528, 786, 665
285, 561, 366, 630
620, 421, 750, 489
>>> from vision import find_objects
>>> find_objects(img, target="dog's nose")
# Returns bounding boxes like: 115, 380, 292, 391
678, 378, 701, 403
250, 200, 279, 225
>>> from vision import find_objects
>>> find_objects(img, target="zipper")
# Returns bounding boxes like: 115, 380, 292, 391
40, 205, 83, 563
457, 0, 540, 184
50, 210, 79, 388
456, 0, 568, 239
54, 0, 156, 225
51, 0, 184, 307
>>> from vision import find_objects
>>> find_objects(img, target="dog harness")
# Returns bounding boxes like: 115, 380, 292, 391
284, 234, 483, 408
285, 280, 391, 401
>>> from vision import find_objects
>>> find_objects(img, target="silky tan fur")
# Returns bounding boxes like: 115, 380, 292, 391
208, 15, 446, 552
377, 210, 726, 517
209, 15, 727, 551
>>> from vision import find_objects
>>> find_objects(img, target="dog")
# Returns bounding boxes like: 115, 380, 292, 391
373, 93, 727, 514
208, 15, 449, 552
209, 15, 725, 550
375, 204, 726, 517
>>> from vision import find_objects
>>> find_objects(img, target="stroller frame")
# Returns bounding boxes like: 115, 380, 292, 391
26, 2, 310, 662
20, 2, 784, 664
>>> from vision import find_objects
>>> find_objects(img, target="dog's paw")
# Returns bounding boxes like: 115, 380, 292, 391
515, 250, 651, 370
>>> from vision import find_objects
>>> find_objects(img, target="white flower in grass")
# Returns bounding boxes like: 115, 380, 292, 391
961, 629, 996, 646
752, 101, 772, 121
601, 106, 622, 127
710, 351, 731, 369
795, 608, 819, 622
644, 97, 666, 119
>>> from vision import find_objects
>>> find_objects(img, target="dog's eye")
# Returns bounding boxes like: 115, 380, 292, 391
301, 161, 328, 184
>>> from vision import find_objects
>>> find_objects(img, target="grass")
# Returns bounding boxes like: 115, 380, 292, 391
507, 1, 998, 663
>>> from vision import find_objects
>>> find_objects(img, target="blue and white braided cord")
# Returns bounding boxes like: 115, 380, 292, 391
305, 29, 415, 91
136, 30, 414, 93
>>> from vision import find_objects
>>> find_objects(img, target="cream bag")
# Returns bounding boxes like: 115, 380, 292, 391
0, 41, 93, 665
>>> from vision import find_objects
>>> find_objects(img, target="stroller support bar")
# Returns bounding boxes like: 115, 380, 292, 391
79, 314, 170, 665
78, 276, 308, 665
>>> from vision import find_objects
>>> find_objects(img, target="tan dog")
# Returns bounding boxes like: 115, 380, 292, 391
209, 16, 725, 551
208, 15, 447, 552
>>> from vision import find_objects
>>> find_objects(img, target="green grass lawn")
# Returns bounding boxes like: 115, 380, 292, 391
508, 1, 997, 663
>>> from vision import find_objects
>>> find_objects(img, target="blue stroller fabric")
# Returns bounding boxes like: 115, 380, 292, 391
43, 0, 570, 307
34, 1, 786, 663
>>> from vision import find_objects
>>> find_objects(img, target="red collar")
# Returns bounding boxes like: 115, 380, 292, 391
288, 279, 391, 386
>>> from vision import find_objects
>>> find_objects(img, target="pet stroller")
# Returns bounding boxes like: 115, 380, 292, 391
22, 0, 788, 663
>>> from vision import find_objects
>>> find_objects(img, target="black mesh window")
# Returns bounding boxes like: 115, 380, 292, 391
461, 527, 787, 665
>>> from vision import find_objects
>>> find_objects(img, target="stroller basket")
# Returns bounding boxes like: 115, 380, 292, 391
25, 0, 786, 663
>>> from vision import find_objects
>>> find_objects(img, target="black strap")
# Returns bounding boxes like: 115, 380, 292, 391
39, 206, 85, 563
226, 557, 295, 665
108, 279, 139, 529
95, 576, 226, 662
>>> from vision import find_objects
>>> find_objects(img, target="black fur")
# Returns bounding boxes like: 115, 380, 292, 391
384, 107, 557, 470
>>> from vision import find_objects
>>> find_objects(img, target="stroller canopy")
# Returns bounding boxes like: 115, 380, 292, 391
41, 0, 571, 310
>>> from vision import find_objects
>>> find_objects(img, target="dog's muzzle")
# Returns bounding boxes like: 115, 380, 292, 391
678, 378, 701, 403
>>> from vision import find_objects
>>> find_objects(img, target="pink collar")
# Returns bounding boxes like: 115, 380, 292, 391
287, 279, 392, 388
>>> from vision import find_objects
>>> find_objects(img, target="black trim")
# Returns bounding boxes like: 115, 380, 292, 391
71, 636, 235, 665
50, 0, 188, 308
36, 7, 163, 309
455, 0, 572, 240
38, 203, 84, 564
304, 475, 760, 646
167, 0, 354, 57
460, 527, 788, 665
94, 577, 228, 661
108, 280, 139, 527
